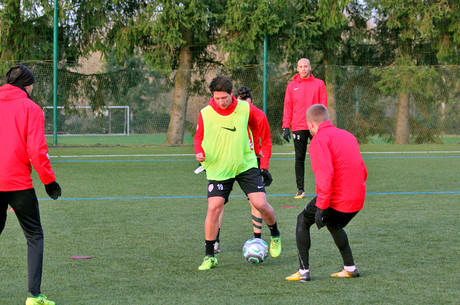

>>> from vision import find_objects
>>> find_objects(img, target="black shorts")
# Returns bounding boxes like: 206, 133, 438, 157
207, 167, 265, 203
303, 196, 358, 229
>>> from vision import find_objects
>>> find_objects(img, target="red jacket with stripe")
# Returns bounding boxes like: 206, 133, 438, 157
0, 84, 56, 191
309, 121, 367, 213
282, 74, 328, 131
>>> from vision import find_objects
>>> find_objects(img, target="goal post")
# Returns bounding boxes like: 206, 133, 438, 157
43, 106, 130, 136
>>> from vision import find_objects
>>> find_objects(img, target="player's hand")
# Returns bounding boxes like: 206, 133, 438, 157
315, 208, 325, 229
256, 152, 264, 159
260, 169, 273, 187
196, 153, 205, 162
283, 128, 291, 142
45, 181, 61, 200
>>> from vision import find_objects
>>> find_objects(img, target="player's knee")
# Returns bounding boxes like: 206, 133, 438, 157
207, 204, 223, 216
25, 229, 44, 244
297, 211, 314, 229
256, 202, 272, 214
326, 223, 342, 232
296, 212, 304, 223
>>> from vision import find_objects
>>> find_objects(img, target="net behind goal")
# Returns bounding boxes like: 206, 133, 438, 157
43, 106, 130, 136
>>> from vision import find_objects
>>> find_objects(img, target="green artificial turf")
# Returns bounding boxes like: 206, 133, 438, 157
1, 145, 458, 304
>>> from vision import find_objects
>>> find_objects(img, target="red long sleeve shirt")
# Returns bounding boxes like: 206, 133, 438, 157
282, 74, 328, 131
0, 84, 56, 191
194, 97, 261, 157
309, 121, 367, 213
251, 105, 272, 170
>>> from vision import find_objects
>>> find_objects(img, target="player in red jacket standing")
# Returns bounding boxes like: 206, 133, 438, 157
0, 65, 61, 305
282, 58, 328, 199
285, 104, 367, 282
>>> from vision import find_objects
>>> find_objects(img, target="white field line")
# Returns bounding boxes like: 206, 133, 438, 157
50, 151, 460, 158
50, 154, 196, 158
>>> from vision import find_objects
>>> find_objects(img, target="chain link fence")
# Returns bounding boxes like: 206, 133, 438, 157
0, 62, 458, 144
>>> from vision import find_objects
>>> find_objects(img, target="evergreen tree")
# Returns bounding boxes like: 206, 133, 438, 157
370, 0, 458, 143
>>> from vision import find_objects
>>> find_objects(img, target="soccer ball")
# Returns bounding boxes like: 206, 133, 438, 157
242, 238, 268, 264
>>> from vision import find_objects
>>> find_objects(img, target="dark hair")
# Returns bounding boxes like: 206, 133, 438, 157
235, 86, 253, 101
209, 75, 233, 94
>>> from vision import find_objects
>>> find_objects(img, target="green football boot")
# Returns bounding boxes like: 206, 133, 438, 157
198, 255, 218, 270
269, 235, 282, 257
26, 294, 56, 305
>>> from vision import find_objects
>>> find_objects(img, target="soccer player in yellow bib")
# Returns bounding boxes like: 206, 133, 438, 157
194, 76, 281, 270
213, 86, 273, 254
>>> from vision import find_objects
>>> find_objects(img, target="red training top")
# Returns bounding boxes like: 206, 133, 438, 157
282, 73, 328, 131
309, 121, 367, 213
194, 96, 261, 157
0, 84, 56, 191
251, 105, 272, 170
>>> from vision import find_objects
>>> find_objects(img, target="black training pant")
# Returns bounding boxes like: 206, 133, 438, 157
292, 130, 312, 191
295, 196, 357, 270
0, 189, 44, 295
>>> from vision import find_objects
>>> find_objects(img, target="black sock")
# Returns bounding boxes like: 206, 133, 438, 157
267, 222, 280, 237
254, 233, 262, 239
205, 240, 215, 256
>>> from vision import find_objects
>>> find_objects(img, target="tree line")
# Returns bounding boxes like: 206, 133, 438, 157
0, 0, 458, 144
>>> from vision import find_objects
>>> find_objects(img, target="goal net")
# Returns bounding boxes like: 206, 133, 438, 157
43, 106, 130, 136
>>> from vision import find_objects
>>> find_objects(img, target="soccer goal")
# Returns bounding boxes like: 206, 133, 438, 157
43, 106, 130, 136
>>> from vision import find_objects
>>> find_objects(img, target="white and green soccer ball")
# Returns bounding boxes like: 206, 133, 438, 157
242, 238, 268, 264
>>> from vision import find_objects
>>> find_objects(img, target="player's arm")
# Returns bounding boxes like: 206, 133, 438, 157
362, 159, 368, 181
310, 139, 333, 210
255, 112, 273, 186
248, 104, 261, 155
27, 104, 61, 200
282, 84, 293, 129
259, 115, 272, 170
319, 80, 328, 108
26, 105, 56, 185
194, 113, 205, 162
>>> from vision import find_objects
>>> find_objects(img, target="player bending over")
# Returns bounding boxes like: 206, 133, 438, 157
285, 104, 367, 281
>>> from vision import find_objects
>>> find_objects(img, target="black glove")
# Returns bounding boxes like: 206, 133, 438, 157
283, 128, 291, 142
45, 181, 61, 200
315, 208, 325, 229
260, 169, 273, 187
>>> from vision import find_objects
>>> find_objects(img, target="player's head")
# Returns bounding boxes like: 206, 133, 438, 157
236, 86, 253, 103
6, 65, 35, 95
209, 76, 234, 109
210, 75, 233, 94
297, 58, 311, 79
306, 104, 329, 136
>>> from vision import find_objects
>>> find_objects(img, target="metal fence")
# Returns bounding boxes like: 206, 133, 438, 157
0, 62, 458, 144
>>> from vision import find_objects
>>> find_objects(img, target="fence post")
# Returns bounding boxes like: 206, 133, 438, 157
53, 0, 58, 146
263, 35, 268, 114
355, 67, 360, 115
